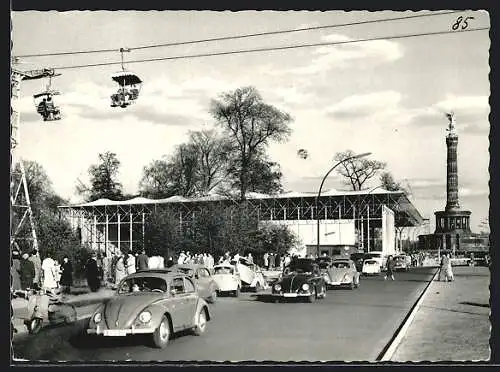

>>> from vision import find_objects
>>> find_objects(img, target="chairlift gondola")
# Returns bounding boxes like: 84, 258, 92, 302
33, 74, 62, 121
110, 48, 143, 108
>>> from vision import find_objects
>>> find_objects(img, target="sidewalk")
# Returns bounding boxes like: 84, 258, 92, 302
390, 266, 491, 362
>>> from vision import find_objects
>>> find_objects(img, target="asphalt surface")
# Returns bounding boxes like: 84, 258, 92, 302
12, 267, 436, 362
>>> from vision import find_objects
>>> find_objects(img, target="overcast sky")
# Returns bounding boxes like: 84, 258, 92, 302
11, 10, 490, 233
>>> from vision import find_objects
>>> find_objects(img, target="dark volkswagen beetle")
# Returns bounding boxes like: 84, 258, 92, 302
271, 258, 326, 303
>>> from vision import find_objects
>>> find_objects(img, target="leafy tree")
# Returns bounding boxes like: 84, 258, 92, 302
334, 149, 386, 191
143, 209, 182, 258
226, 153, 283, 194
78, 152, 123, 201
210, 86, 292, 201
139, 130, 231, 199
139, 158, 171, 199
11, 160, 85, 272
379, 171, 406, 192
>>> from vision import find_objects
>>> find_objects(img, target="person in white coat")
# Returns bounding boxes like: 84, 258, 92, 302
41, 254, 58, 292
126, 253, 136, 275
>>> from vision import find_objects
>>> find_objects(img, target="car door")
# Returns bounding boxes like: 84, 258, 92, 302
183, 277, 199, 326
170, 276, 190, 330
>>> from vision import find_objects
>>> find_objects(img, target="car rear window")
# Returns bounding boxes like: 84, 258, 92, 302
365, 260, 377, 264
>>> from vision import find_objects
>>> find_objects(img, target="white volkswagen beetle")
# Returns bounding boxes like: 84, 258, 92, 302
212, 264, 242, 297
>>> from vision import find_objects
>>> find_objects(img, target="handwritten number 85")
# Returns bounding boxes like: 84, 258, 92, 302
452, 16, 475, 30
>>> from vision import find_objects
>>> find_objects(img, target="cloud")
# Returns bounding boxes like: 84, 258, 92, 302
271, 33, 403, 76
408, 95, 490, 134
324, 91, 402, 119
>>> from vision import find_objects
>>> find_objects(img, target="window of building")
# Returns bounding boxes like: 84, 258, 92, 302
450, 219, 455, 229
440, 218, 445, 228
456, 218, 461, 229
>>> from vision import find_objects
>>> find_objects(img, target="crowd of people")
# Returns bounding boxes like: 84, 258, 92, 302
10, 249, 73, 294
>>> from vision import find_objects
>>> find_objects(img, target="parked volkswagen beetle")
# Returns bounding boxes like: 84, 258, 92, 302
86, 269, 211, 349
170, 264, 219, 303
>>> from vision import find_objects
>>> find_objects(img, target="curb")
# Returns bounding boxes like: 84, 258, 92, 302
377, 268, 439, 361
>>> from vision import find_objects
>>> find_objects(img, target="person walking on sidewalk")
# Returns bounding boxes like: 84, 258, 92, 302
42, 253, 58, 293
29, 249, 42, 288
20, 252, 36, 290
60, 256, 73, 294
136, 249, 149, 271
86, 254, 101, 292
442, 253, 454, 282
384, 255, 395, 281
11, 250, 22, 291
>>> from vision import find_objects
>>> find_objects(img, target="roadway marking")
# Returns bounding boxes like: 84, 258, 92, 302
377, 268, 439, 361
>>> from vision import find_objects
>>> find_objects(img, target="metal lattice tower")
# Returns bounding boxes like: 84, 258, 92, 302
10, 65, 57, 252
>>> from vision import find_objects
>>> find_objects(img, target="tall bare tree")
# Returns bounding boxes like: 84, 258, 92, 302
334, 149, 386, 191
188, 129, 232, 195
210, 86, 292, 201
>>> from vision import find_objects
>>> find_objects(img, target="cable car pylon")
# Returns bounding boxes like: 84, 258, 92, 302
10, 63, 57, 253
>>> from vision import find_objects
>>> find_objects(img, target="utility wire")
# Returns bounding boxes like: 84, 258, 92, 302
52, 27, 489, 71
16, 10, 463, 58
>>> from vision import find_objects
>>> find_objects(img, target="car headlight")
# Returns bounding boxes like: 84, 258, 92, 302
274, 284, 281, 291
138, 311, 152, 324
301, 283, 309, 291
93, 312, 102, 323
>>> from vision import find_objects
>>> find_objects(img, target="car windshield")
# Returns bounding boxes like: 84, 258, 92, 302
289, 259, 315, 273
395, 256, 405, 261
214, 267, 234, 275
316, 259, 330, 269
176, 267, 194, 277
332, 261, 350, 269
118, 276, 168, 294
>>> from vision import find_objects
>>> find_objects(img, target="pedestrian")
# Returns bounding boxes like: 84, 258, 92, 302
384, 255, 395, 281
126, 252, 136, 275
29, 249, 42, 287
275, 253, 281, 270
20, 252, 36, 290
269, 253, 276, 270
247, 253, 254, 264
54, 260, 62, 288
114, 252, 127, 285
136, 249, 149, 271
86, 253, 101, 292
263, 252, 269, 269
166, 256, 174, 268
42, 253, 58, 292
443, 253, 454, 282
284, 254, 291, 268
11, 250, 22, 291
178, 251, 186, 265
60, 256, 73, 294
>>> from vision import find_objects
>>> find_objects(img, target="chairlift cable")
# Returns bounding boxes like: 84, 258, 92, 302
15, 11, 464, 59
50, 27, 489, 71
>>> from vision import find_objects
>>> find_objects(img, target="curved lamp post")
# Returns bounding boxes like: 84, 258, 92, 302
316, 152, 372, 257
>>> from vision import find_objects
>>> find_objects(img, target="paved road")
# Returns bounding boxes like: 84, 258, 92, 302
12, 267, 436, 362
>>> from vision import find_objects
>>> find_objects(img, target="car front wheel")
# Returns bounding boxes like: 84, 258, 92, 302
233, 287, 240, 297
306, 289, 317, 303
152, 315, 171, 349
208, 290, 217, 303
192, 308, 208, 336
318, 284, 327, 299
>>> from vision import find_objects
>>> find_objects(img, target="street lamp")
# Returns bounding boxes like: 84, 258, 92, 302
316, 152, 372, 257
